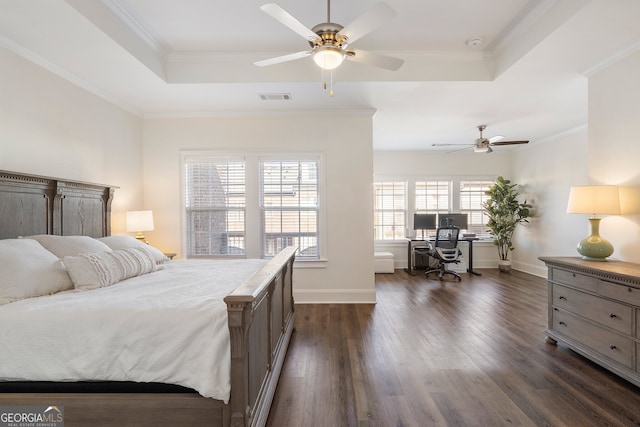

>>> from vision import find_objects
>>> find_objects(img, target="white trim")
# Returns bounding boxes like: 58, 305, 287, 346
489, 0, 558, 54
294, 259, 328, 269
104, 0, 168, 57
0, 33, 141, 116
512, 260, 547, 278
144, 109, 376, 119
293, 289, 377, 304
582, 39, 640, 76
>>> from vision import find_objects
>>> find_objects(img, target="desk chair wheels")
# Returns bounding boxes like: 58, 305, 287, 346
425, 266, 462, 281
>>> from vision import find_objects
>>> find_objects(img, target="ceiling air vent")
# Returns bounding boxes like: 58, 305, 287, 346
259, 93, 292, 101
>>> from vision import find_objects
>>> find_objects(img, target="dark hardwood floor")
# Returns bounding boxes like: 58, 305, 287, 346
267, 269, 640, 427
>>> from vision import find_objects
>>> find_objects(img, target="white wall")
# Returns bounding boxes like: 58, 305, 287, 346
588, 50, 640, 263
0, 46, 143, 233
373, 150, 513, 270
142, 113, 376, 303
511, 127, 589, 276
511, 50, 640, 272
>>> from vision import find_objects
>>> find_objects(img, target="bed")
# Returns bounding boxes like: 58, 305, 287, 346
0, 170, 296, 427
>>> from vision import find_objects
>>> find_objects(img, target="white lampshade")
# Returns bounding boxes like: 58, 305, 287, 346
126, 210, 154, 232
567, 186, 621, 216
312, 46, 345, 70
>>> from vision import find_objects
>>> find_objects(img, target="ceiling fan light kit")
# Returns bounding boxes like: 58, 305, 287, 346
473, 141, 492, 153
313, 46, 345, 70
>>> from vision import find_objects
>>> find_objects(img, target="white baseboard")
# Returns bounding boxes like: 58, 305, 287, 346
512, 260, 547, 278
294, 289, 377, 304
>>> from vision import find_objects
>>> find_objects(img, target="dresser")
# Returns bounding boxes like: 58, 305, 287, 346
539, 256, 640, 388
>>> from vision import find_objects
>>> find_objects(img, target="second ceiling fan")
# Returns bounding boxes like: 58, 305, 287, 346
433, 125, 529, 153
254, 1, 404, 72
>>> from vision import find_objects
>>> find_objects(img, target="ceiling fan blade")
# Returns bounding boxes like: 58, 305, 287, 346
487, 135, 504, 143
337, 2, 396, 45
254, 51, 312, 67
347, 49, 404, 71
260, 3, 319, 42
432, 143, 472, 147
490, 140, 529, 146
445, 146, 473, 154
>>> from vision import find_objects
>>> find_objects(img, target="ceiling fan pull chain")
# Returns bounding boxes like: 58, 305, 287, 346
330, 70, 334, 97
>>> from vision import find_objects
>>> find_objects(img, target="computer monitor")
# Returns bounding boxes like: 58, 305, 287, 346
438, 213, 468, 230
413, 213, 437, 230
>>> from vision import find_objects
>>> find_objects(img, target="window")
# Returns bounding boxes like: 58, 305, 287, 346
184, 159, 246, 257
459, 180, 493, 235
415, 180, 450, 214
261, 160, 319, 258
373, 181, 406, 240
184, 154, 322, 260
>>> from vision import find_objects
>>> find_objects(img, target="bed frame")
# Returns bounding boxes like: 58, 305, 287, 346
0, 170, 296, 427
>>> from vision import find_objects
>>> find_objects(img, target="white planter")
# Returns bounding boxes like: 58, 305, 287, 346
498, 259, 512, 272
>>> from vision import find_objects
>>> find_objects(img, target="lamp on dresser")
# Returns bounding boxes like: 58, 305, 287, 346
566, 185, 620, 261
126, 210, 154, 243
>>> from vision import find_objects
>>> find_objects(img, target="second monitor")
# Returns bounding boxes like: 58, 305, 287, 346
438, 213, 468, 230
413, 213, 437, 230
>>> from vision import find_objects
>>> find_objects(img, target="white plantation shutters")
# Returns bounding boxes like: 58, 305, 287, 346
459, 180, 493, 235
260, 159, 319, 258
373, 181, 406, 240
415, 180, 450, 215
184, 159, 246, 256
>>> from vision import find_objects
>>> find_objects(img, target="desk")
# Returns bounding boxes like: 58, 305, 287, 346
405, 237, 481, 276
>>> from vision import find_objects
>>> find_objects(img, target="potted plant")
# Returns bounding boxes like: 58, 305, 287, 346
483, 176, 532, 272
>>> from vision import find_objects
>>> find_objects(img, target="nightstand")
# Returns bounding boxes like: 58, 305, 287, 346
163, 252, 177, 260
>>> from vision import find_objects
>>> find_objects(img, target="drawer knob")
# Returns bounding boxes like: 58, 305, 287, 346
558, 296, 567, 300
609, 345, 617, 350
559, 321, 566, 326
609, 313, 617, 318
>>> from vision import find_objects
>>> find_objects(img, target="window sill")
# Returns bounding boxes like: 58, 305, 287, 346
294, 258, 328, 269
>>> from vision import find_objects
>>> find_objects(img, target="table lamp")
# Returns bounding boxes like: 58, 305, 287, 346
566, 185, 620, 261
126, 210, 154, 243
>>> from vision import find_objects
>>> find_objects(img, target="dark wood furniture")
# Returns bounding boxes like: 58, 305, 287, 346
540, 256, 640, 388
0, 170, 296, 427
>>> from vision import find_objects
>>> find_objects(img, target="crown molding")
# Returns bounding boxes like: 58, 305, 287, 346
143, 109, 377, 119
103, 0, 167, 58
0, 33, 141, 116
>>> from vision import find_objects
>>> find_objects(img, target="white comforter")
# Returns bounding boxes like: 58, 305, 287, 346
0, 258, 268, 403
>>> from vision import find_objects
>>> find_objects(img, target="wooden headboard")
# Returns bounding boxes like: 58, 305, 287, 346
0, 170, 116, 239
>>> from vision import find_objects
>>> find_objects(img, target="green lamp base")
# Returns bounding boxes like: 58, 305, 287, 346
576, 217, 614, 261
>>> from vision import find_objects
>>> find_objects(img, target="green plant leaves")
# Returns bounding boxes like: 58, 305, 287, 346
483, 176, 532, 261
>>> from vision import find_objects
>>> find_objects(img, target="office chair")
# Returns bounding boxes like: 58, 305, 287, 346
424, 225, 462, 281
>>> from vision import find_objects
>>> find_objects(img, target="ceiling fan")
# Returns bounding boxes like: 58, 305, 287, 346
433, 125, 529, 153
254, 1, 404, 73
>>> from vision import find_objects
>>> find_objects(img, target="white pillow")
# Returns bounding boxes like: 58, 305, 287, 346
63, 247, 158, 291
0, 239, 74, 305
98, 235, 168, 264
26, 235, 112, 258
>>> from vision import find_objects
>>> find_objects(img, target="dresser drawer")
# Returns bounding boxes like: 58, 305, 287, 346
551, 268, 600, 293
552, 284, 633, 335
552, 308, 633, 369
597, 281, 640, 306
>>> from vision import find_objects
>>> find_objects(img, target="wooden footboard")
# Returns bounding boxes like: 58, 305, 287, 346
225, 246, 297, 427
